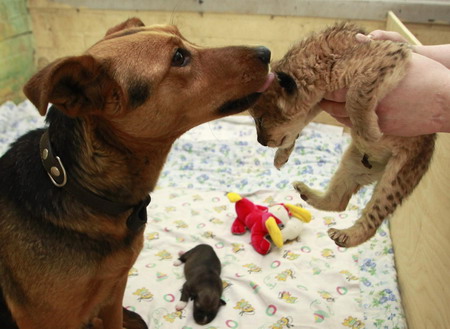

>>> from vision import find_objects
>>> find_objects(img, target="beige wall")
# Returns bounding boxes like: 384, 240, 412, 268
27, 0, 450, 127
28, 0, 450, 70
26, 5, 382, 67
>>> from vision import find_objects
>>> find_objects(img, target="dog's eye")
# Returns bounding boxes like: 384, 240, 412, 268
172, 48, 190, 67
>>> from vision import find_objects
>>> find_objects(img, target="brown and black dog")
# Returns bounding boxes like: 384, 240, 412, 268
0, 18, 273, 329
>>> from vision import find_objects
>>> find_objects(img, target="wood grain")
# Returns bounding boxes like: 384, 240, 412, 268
390, 134, 450, 329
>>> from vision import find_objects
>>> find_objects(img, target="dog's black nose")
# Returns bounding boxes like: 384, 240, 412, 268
255, 46, 271, 64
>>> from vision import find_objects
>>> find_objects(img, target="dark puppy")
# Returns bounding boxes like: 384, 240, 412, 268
174, 244, 225, 325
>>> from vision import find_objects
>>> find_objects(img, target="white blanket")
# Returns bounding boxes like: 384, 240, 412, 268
0, 101, 407, 329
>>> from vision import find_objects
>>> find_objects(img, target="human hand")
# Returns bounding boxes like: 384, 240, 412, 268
320, 32, 450, 136
355, 30, 409, 44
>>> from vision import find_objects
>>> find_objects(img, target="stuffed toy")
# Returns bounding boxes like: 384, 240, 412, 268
227, 192, 312, 254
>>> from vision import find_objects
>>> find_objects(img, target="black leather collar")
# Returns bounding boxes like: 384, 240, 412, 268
39, 129, 150, 231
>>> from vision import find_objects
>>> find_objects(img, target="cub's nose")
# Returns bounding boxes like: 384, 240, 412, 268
257, 135, 268, 147
255, 46, 271, 64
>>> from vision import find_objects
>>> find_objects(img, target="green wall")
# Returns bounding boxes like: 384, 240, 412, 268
0, 0, 34, 103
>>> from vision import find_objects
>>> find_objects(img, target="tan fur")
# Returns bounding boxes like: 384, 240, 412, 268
250, 23, 436, 247
2, 18, 270, 329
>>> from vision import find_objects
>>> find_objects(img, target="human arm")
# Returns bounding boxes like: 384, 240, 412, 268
356, 30, 450, 68
321, 32, 450, 136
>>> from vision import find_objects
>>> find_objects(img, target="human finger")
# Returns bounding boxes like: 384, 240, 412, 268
367, 30, 408, 43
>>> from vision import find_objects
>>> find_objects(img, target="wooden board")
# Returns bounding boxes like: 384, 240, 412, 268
387, 11, 450, 329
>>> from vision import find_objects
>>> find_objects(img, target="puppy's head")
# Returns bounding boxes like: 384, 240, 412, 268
23, 18, 273, 146
249, 68, 307, 148
193, 290, 226, 325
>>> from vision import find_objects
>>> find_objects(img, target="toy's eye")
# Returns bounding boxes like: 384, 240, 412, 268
172, 48, 191, 67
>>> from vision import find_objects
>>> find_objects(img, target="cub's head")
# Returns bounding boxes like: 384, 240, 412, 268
249, 69, 306, 149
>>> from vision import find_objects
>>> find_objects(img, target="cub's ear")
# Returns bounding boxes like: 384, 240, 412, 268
105, 17, 145, 36
276, 72, 297, 95
23, 55, 124, 117
220, 299, 227, 306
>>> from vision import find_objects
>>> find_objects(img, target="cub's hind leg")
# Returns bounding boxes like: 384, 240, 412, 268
329, 135, 435, 247
293, 142, 381, 211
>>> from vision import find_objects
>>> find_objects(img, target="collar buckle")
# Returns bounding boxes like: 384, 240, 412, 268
40, 130, 68, 187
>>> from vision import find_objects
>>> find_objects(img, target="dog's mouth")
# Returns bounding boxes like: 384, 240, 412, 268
217, 73, 275, 115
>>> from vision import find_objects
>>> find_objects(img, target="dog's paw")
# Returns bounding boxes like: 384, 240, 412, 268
173, 259, 182, 266
175, 301, 188, 311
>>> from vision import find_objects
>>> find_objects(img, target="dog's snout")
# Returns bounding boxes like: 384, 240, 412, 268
255, 46, 271, 64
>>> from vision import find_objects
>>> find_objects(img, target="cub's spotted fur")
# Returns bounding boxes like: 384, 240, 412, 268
250, 23, 435, 247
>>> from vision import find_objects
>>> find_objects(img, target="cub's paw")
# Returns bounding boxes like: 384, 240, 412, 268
274, 150, 290, 169
354, 125, 383, 143
274, 143, 295, 170
173, 259, 182, 266
328, 227, 366, 248
292, 181, 313, 202
328, 228, 350, 247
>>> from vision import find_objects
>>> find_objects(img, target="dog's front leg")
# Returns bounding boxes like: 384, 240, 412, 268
175, 283, 191, 311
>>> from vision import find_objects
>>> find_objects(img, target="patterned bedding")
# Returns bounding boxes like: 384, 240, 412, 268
0, 101, 406, 329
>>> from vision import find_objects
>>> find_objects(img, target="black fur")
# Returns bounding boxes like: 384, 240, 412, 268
0, 287, 18, 329
177, 244, 225, 325
128, 79, 150, 108
0, 106, 140, 322
276, 71, 297, 95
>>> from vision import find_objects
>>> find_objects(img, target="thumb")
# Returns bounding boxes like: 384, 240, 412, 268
355, 33, 373, 43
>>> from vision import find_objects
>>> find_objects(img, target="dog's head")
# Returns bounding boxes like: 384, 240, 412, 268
24, 18, 273, 145
249, 68, 309, 148
193, 290, 226, 325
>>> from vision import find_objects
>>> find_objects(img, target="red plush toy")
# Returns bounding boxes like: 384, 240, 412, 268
227, 192, 283, 255
227, 192, 312, 255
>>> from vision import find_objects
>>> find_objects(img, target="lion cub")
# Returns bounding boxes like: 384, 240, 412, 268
250, 23, 436, 247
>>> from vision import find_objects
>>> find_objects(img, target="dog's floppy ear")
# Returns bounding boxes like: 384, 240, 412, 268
276, 72, 297, 95
23, 55, 123, 117
105, 17, 145, 36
